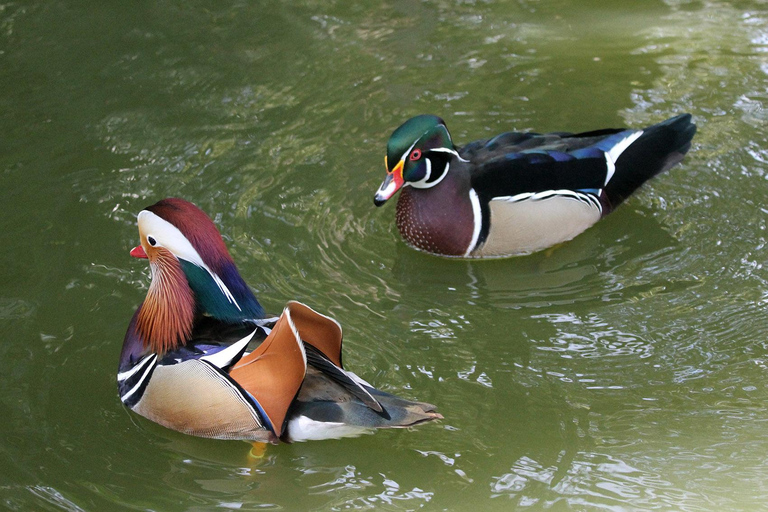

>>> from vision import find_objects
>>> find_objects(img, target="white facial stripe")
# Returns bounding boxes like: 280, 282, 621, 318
399, 135, 427, 187
138, 210, 241, 311
210, 273, 241, 310
438, 123, 452, 144
402, 126, 462, 188
399, 139, 419, 163
138, 211, 206, 266
410, 160, 451, 190
429, 147, 469, 162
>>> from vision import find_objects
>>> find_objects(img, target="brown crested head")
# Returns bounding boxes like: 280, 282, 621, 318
130, 198, 264, 355
143, 198, 236, 273
132, 198, 217, 355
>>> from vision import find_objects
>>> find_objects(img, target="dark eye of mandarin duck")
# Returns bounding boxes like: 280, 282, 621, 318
147, 236, 157, 246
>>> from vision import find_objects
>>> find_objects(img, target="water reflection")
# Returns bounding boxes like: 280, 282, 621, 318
386, 206, 686, 310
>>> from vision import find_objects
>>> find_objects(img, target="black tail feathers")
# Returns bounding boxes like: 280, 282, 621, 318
603, 113, 696, 212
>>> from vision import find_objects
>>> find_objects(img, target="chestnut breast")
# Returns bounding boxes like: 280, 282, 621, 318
395, 178, 475, 256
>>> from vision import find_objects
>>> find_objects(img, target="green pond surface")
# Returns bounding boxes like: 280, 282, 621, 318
2, 0, 768, 510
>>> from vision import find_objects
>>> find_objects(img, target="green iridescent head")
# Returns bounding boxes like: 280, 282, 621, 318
386, 115, 453, 174
374, 115, 457, 206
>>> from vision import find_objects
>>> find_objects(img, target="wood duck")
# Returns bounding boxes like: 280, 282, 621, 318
374, 114, 696, 258
118, 198, 441, 443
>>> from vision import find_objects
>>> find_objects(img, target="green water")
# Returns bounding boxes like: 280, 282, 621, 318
3, 0, 768, 510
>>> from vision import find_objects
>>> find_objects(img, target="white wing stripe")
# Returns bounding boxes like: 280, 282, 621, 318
200, 329, 258, 368
604, 131, 643, 186
119, 354, 158, 403
117, 353, 157, 382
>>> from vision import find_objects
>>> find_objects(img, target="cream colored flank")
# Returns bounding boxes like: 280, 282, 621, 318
472, 195, 601, 257
134, 359, 271, 441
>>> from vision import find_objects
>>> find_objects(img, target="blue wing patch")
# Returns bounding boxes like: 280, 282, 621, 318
590, 130, 636, 153
570, 147, 605, 160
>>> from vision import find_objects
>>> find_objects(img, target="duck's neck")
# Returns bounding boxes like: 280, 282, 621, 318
395, 170, 476, 256
136, 252, 196, 355
179, 259, 265, 323
127, 252, 266, 358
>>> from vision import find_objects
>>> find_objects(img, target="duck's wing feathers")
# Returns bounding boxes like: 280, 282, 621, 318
303, 343, 383, 412
283, 301, 344, 367
464, 114, 695, 210
286, 368, 441, 442
229, 308, 307, 438
460, 128, 660, 256
157, 316, 274, 369
278, 302, 440, 442
467, 129, 645, 203
283, 301, 384, 412
459, 128, 624, 161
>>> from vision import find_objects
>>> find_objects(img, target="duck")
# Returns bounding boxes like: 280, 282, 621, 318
374, 114, 696, 258
118, 198, 441, 443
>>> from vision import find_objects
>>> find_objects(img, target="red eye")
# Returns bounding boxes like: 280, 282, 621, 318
409, 149, 422, 161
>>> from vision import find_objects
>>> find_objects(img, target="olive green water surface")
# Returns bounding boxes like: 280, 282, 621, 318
2, 1, 768, 510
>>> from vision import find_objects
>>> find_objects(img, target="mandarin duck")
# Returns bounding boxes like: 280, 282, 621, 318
118, 198, 441, 443
374, 114, 696, 258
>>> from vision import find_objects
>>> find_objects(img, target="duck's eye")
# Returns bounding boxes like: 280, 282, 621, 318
409, 149, 422, 161
147, 236, 157, 247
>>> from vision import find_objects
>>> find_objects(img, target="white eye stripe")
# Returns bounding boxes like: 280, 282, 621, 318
399, 139, 419, 163
400, 127, 459, 189
137, 211, 241, 311
429, 147, 468, 162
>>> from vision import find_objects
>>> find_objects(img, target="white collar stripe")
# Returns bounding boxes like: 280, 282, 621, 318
465, 189, 483, 256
